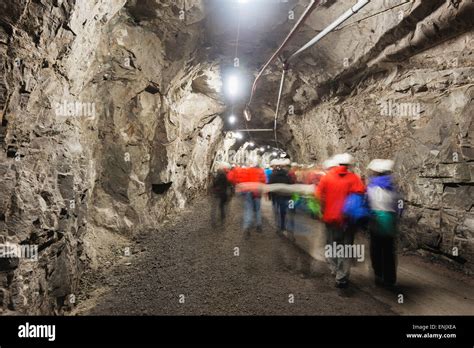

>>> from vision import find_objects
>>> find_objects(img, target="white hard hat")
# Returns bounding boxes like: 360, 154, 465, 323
272, 159, 282, 166
333, 153, 353, 165
291, 162, 298, 167
270, 159, 277, 166
281, 158, 291, 166
323, 158, 337, 169
248, 160, 258, 167
367, 159, 394, 173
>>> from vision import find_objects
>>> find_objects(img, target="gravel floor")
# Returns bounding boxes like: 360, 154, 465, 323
86, 196, 395, 315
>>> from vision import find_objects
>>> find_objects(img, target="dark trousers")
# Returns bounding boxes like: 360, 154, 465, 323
211, 194, 227, 225
370, 233, 397, 285
275, 196, 289, 231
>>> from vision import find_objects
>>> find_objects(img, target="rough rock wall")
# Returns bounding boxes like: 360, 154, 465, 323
284, 1, 473, 271
0, 0, 129, 315
87, 2, 225, 241
0, 0, 225, 314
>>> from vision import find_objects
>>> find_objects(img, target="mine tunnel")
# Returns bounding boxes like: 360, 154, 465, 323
0, 0, 473, 323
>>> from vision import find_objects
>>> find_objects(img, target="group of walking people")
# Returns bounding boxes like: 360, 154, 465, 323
209, 152, 400, 289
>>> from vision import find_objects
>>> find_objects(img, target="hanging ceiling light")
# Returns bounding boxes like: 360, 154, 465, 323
228, 115, 236, 124
225, 74, 241, 98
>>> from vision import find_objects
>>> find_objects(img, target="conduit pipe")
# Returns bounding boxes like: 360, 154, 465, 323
232, 129, 274, 132
246, 0, 370, 122
245, 0, 320, 120
273, 65, 288, 145
286, 0, 371, 63
271, 0, 371, 145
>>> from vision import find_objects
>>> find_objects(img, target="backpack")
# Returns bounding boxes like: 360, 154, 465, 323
343, 193, 370, 225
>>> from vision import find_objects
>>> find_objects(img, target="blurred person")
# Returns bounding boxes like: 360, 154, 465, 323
297, 164, 307, 184
210, 162, 231, 226
264, 164, 273, 184
306, 165, 324, 186
288, 162, 298, 184
270, 158, 293, 235
289, 162, 303, 234
316, 153, 365, 288
263, 163, 273, 204
367, 159, 399, 287
284, 160, 296, 185
238, 162, 266, 238
304, 165, 324, 219
226, 163, 239, 197
268, 159, 279, 215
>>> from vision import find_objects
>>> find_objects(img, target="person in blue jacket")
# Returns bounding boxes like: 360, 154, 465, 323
264, 164, 273, 184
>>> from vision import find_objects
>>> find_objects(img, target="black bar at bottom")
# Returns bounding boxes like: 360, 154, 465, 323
0, 315, 472, 345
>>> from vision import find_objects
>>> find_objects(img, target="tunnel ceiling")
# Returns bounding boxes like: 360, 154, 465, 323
118, 0, 472, 151
201, 0, 473, 151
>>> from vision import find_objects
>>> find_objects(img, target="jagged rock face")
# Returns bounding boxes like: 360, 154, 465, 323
88, 3, 225, 235
287, 35, 473, 267
0, 0, 126, 316
0, 0, 225, 314
269, 1, 473, 269
227, 0, 473, 269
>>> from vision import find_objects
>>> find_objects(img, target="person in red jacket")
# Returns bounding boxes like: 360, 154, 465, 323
316, 153, 365, 288
235, 162, 266, 238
